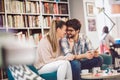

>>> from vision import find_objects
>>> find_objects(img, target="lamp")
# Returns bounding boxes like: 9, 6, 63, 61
94, 3, 116, 50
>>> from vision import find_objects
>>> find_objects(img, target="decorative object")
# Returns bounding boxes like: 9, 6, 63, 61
86, 2, 95, 16
88, 18, 96, 31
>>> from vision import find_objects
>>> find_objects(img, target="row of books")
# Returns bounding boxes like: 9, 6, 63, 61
6, 0, 40, 13
0, 0, 4, 12
43, 16, 68, 27
0, 15, 5, 27
0, 15, 68, 28
43, 3, 68, 14
7, 15, 40, 28
16, 31, 42, 45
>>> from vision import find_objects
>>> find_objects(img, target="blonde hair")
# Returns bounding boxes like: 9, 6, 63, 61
47, 20, 66, 52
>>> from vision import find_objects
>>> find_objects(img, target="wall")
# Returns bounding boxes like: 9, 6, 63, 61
69, 0, 86, 33
69, 0, 99, 49
69, 0, 120, 49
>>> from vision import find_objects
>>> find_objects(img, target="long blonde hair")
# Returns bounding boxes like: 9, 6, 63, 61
47, 20, 66, 52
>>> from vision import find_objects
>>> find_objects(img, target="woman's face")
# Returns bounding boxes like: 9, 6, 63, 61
56, 25, 66, 39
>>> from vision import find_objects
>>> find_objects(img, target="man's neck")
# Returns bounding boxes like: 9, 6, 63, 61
73, 34, 79, 42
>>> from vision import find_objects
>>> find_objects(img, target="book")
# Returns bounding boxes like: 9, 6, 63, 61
59, 4, 68, 14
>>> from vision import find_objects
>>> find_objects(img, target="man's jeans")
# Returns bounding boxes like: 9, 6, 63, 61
70, 60, 81, 80
80, 57, 103, 70
70, 57, 103, 80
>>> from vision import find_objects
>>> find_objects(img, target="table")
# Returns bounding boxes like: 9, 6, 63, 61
81, 73, 120, 80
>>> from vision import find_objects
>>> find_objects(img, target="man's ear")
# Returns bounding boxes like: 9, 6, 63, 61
77, 30, 80, 33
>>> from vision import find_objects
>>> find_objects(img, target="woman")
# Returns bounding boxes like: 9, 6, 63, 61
34, 20, 72, 80
100, 26, 115, 54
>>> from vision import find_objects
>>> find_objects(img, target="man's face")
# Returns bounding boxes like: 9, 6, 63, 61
66, 27, 76, 38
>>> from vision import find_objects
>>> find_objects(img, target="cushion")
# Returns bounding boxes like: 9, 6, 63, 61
8, 65, 44, 80
7, 65, 57, 80
28, 65, 57, 80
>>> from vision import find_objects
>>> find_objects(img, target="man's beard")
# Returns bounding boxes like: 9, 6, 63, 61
67, 34, 74, 39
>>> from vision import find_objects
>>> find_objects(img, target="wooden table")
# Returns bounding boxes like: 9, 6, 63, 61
81, 73, 120, 80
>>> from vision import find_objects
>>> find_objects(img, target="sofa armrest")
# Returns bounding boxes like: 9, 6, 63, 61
100, 54, 112, 70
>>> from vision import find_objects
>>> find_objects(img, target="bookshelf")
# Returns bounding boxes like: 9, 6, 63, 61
0, 0, 70, 45
0, 0, 70, 79
41, 0, 70, 35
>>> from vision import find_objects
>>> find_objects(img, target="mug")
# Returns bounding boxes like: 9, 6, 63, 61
92, 67, 101, 74
81, 69, 89, 74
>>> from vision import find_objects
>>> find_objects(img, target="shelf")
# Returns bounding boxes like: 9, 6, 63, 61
27, 0, 40, 1
8, 27, 28, 29
54, 14, 69, 16
43, 27, 50, 29
29, 27, 42, 29
42, 13, 69, 16
0, 12, 5, 14
41, 0, 56, 3
58, 2, 68, 4
6, 13, 40, 15
0, 27, 6, 29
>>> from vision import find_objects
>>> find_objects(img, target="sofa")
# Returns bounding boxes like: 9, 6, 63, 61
7, 54, 112, 80
100, 54, 112, 70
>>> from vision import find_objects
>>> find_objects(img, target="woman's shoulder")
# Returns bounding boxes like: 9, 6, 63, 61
39, 35, 49, 44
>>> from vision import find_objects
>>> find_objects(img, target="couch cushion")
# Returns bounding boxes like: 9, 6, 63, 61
28, 65, 57, 80
7, 65, 57, 80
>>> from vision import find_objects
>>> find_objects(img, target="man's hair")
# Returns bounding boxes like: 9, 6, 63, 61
66, 19, 81, 31
103, 26, 109, 33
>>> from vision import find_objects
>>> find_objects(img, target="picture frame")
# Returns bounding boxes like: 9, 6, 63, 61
88, 18, 96, 31
86, 2, 95, 16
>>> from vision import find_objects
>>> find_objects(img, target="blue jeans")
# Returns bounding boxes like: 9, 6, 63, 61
70, 60, 81, 80
80, 57, 103, 70
70, 57, 102, 80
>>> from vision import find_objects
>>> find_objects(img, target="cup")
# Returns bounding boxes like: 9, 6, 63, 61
92, 67, 101, 75
112, 70, 117, 74
81, 69, 89, 74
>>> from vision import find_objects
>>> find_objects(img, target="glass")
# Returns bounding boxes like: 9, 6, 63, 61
66, 29, 75, 32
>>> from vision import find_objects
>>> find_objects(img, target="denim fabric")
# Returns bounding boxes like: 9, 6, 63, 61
70, 60, 81, 80
80, 57, 103, 70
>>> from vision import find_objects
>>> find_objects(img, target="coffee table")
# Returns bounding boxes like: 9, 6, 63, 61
81, 72, 120, 80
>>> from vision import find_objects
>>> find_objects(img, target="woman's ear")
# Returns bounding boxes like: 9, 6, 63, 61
56, 27, 61, 33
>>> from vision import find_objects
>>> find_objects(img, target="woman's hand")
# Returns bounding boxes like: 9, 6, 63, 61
65, 55, 75, 61
93, 50, 99, 57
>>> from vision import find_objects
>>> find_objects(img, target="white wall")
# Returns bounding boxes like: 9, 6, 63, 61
69, 0, 99, 49
69, 0, 86, 33
69, 0, 120, 49
83, 0, 100, 49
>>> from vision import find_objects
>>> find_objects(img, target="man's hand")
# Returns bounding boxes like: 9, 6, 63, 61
85, 51, 94, 59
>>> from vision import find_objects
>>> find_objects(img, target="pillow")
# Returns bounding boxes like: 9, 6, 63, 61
8, 65, 44, 80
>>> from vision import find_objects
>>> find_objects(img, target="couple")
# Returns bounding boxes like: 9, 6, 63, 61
34, 19, 103, 80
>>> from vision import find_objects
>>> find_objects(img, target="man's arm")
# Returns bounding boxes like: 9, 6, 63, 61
75, 51, 94, 60
60, 37, 73, 56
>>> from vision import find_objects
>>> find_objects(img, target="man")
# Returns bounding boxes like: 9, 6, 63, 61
60, 19, 103, 80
